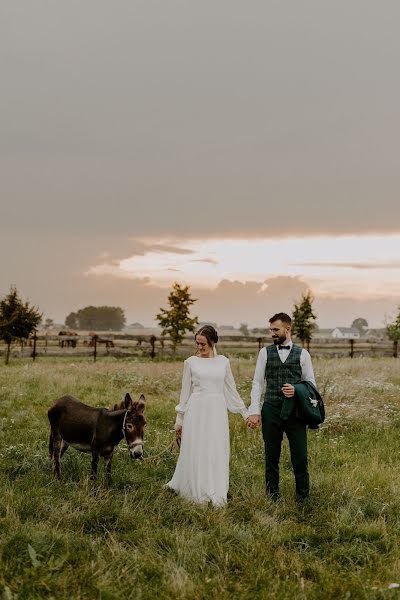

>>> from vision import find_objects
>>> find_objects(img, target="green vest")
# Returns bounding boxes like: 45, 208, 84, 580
264, 344, 302, 407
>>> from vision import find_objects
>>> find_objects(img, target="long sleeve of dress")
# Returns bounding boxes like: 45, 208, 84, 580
174, 360, 192, 427
224, 360, 249, 420
249, 348, 267, 415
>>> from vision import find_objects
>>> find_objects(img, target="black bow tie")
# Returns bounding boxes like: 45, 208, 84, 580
278, 345, 291, 350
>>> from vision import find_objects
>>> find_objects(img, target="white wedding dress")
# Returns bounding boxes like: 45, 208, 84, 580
166, 355, 248, 507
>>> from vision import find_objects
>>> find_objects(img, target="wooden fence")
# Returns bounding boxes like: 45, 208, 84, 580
0, 334, 398, 361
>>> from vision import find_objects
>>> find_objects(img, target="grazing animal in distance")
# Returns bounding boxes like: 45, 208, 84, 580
48, 393, 146, 480
58, 331, 78, 348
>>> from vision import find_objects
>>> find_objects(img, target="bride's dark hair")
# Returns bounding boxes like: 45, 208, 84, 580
195, 325, 218, 346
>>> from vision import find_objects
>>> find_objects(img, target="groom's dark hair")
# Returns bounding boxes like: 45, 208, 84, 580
269, 312, 291, 325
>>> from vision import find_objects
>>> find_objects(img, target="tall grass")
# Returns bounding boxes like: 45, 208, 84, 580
0, 356, 400, 599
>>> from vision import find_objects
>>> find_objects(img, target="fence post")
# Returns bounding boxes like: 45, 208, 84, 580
393, 340, 398, 359
93, 334, 98, 362
349, 339, 354, 358
149, 335, 156, 359
32, 333, 37, 361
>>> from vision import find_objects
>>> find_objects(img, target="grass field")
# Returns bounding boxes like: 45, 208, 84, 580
1, 356, 400, 599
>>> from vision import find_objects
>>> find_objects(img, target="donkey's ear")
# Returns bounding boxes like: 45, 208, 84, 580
135, 394, 146, 414
124, 393, 133, 410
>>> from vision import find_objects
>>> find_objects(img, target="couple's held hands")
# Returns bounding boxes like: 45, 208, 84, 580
246, 415, 260, 429
282, 383, 295, 398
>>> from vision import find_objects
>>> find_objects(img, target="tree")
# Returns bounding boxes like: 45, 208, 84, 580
156, 283, 198, 352
239, 323, 250, 336
292, 290, 317, 350
351, 317, 368, 336
44, 317, 54, 330
65, 306, 126, 331
0, 286, 42, 364
387, 313, 400, 340
386, 307, 400, 347
65, 312, 78, 329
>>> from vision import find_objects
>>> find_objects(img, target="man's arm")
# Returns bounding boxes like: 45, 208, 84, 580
300, 349, 316, 386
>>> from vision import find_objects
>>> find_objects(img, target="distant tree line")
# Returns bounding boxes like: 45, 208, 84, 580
65, 306, 126, 331
2, 283, 400, 363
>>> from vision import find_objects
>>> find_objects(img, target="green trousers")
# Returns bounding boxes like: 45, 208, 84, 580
261, 402, 310, 501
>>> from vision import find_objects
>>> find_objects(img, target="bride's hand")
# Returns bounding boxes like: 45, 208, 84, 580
246, 415, 260, 429
175, 424, 182, 436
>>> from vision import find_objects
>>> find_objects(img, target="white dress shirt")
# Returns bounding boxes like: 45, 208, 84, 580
248, 340, 316, 416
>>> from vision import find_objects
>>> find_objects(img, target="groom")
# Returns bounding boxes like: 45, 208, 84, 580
247, 312, 317, 503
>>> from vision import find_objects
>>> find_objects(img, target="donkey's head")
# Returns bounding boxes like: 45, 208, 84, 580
122, 393, 146, 459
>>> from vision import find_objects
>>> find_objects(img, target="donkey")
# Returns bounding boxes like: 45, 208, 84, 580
48, 393, 146, 480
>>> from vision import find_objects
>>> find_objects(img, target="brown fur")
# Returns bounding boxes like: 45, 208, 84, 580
48, 393, 146, 480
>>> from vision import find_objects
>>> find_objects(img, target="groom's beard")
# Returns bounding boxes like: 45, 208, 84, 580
272, 335, 287, 345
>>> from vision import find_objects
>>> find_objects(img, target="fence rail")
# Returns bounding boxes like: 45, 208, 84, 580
0, 334, 398, 361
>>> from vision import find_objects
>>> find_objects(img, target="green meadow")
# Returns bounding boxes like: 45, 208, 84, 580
1, 356, 400, 599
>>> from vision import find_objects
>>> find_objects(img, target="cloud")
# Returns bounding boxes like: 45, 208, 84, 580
191, 258, 219, 265
194, 277, 309, 326
144, 244, 194, 255
2, 2, 400, 241
114, 240, 195, 258
295, 261, 400, 270
84, 239, 196, 280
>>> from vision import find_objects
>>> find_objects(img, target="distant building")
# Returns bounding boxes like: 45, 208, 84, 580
129, 322, 144, 329
313, 328, 334, 339
331, 327, 360, 339
251, 327, 267, 335
364, 328, 387, 340
219, 325, 244, 337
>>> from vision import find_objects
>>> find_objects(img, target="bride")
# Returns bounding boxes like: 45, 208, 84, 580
166, 325, 249, 506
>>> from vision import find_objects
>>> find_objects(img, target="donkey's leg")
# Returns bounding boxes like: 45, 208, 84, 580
103, 451, 114, 483
50, 429, 63, 479
60, 440, 69, 458
90, 452, 100, 479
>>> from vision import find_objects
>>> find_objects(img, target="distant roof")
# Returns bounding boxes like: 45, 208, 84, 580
334, 327, 359, 334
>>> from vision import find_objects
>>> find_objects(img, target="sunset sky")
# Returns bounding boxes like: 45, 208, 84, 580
1, 1, 400, 328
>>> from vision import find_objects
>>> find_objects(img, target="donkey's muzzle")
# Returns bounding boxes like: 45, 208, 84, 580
130, 444, 143, 459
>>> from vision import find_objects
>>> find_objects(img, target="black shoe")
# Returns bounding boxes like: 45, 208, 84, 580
266, 492, 280, 502
296, 496, 311, 507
